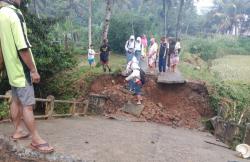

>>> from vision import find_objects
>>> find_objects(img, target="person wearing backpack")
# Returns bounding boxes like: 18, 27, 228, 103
0, 0, 53, 153
125, 56, 139, 91
125, 62, 143, 105
125, 35, 135, 63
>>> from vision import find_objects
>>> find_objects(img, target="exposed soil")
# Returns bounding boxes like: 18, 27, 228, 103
90, 75, 214, 129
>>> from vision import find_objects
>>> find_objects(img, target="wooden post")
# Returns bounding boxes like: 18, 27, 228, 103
45, 95, 55, 119
4, 90, 12, 120
70, 99, 77, 116
244, 123, 250, 145
83, 99, 89, 115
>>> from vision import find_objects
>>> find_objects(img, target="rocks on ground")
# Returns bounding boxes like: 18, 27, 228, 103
88, 75, 214, 129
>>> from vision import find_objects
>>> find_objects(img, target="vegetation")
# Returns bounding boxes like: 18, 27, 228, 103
0, 0, 249, 137
188, 35, 250, 60
180, 36, 250, 126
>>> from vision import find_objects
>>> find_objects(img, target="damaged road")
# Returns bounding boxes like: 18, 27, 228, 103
0, 117, 247, 162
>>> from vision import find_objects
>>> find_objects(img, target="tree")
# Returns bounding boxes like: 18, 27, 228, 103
205, 0, 250, 35
88, 0, 92, 47
176, 0, 184, 39
102, 0, 113, 41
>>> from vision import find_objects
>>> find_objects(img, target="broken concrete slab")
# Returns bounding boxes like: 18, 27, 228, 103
122, 101, 145, 117
86, 93, 108, 115
0, 135, 81, 162
157, 70, 186, 84
105, 114, 146, 122
210, 116, 241, 145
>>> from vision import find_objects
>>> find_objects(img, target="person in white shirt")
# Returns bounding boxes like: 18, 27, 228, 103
175, 38, 181, 55
125, 35, 135, 63
88, 44, 96, 68
135, 37, 144, 66
148, 38, 158, 73
125, 61, 143, 105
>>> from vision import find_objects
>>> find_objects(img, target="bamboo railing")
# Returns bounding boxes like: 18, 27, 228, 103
0, 94, 88, 121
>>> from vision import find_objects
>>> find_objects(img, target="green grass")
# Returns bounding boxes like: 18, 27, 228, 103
211, 55, 250, 83
180, 52, 250, 126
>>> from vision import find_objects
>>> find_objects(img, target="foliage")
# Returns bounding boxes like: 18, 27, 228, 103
42, 54, 126, 99
204, 0, 250, 35
188, 35, 250, 61
108, 13, 151, 53
24, 13, 75, 77
209, 81, 250, 124
0, 101, 9, 120
180, 49, 250, 125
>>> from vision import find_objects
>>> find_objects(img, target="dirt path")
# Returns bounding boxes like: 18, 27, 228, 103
0, 117, 246, 162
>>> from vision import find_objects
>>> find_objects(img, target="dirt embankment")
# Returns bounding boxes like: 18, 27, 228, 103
89, 75, 214, 129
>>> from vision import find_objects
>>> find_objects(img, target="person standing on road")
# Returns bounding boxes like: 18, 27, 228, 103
169, 38, 179, 72
158, 37, 169, 74
0, 0, 54, 153
148, 38, 158, 73
175, 38, 181, 55
125, 35, 135, 63
141, 34, 148, 59
134, 37, 144, 66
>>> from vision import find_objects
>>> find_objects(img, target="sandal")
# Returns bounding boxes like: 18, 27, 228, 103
30, 143, 54, 153
10, 134, 30, 141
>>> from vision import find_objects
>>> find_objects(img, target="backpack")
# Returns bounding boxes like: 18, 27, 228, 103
139, 68, 146, 85
127, 40, 135, 50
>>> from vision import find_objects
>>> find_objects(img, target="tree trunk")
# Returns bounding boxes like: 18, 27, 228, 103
166, 0, 171, 36
102, 0, 113, 41
64, 34, 68, 51
163, 0, 167, 36
185, 24, 189, 35
175, 0, 184, 40
34, 0, 40, 19
88, 0, 92, 47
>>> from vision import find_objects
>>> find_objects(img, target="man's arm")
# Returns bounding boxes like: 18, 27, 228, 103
19, 49, 40, 83
0, 43, 4, 71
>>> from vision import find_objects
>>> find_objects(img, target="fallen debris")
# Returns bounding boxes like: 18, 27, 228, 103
122, 101, 145, 117
89, 75, 214, 129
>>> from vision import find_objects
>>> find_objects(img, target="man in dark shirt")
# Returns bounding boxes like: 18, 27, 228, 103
100, 39, 112, 72
158, 37, 169, 74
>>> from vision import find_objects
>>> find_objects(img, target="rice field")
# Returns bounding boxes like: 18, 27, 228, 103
211, 55, 250, 83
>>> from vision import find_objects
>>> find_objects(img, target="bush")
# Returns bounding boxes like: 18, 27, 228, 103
188, 35, 250, 61
0, 101, 9, 120
209, 81, 250, 124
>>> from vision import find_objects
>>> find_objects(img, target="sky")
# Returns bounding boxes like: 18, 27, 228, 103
195, 0, 215, 15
